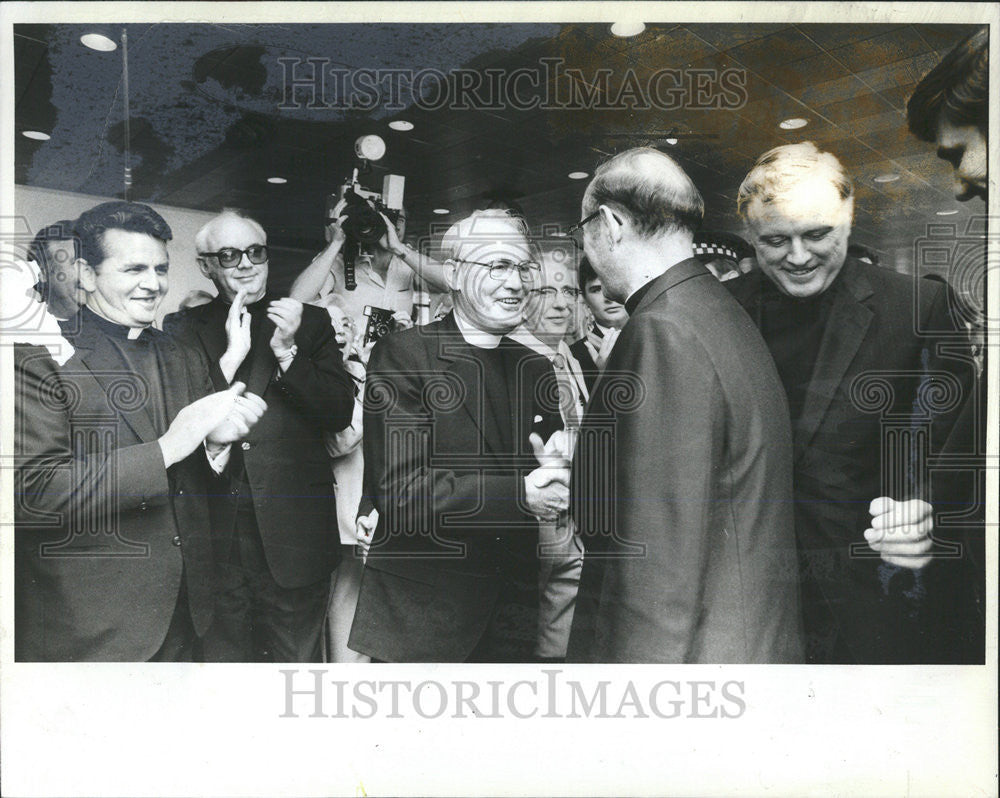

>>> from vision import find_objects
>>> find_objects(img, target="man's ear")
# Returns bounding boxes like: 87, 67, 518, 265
598, 205, 624, 246
76, 259, 96, 294
443, 259, 460, 292
197, 257, 213, 280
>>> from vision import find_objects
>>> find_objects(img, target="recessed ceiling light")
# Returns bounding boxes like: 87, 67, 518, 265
80, 33, 117, 52
779, 118, 808, 130
936, 209, 959, 216
610, 22, 646, 37
874, 173, 900, 183
388, 120, 414, 132
22, 130, 50, 141
267, 177, 287, 184
568, 171, 589, 180
433, 208, 450, 215
665, 137, 678, 146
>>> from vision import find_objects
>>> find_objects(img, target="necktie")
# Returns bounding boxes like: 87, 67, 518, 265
552, 353, 583, 429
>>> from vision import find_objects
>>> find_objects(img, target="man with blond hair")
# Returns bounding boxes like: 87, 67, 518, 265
727, 141, 979, 663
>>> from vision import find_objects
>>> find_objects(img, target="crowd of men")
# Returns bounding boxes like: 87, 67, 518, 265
9, 27, 988, 664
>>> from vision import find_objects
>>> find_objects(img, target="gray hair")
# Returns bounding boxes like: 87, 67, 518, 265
737, 142, 853, 219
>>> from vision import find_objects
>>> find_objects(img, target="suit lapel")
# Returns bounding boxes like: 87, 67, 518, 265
74, 326, 159, 444
157, 333, 194, 426
243, 313, 278, 397
794, 260, 874, 462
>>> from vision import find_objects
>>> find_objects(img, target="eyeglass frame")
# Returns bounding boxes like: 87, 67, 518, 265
455, 258, 542, 281
198, 244, 269, 269
529, 285, 582, 299
564, 209, 601, 236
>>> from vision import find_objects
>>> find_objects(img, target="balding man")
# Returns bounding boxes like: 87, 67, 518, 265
567, 148, 803, 663
348, 210, 567, 662
163, 209, 355, 662
727, 142, 979, 663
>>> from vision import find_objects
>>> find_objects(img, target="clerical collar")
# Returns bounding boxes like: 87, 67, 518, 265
453, 311, 503, 349
624, 278, 657, 315
82, 305, 150, 340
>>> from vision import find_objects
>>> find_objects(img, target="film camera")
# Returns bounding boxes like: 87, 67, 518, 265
362, 305, 398, 346
327, 135, 406, 292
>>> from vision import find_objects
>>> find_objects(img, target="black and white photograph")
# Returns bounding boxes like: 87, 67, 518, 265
0, 2, 996, 795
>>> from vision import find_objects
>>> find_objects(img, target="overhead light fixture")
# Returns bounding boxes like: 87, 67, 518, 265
665, 137, 678, 146
874, 173, 900, 183
267, 177, 287, 184
80, 33, 117, 52
779, 118, 808, 130
22, 130, 50, 141
610, 22, 646, 37
936, 209, 959, 216
433, 208, 450, 215
568, 171, 589, 180
388, 120, 414, 132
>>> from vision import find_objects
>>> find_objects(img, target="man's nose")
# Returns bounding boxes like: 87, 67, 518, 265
237, 251, 256, 269
502, 266, 524, 291
139, 270, 161, 291
786, 237, 811, 266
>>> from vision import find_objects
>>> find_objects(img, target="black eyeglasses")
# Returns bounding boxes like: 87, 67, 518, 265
565, 210, 601, 236
199, 244, 269, 269
530, 286, 581, 299
458, 258, 541, 281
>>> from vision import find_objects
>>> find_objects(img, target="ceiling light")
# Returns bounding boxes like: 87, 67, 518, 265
388, 120, 414, 132
80, 33, 117, 52
568, 171, 589, 180
874, 173, 899, 183
610, 22, 646, 37
665, 137, 678, 146
936, 209, 959, 216
267, 177, 287, 184
22, 130, 50, 141
433, 208, 450, 215
779, 118, 808, 130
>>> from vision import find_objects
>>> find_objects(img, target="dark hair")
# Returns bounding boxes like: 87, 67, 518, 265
74, 201, 172, 270
584, 148, 704, 237
28, 220, 79, 272
907, 27, 988, 141
578, 255, 597, 289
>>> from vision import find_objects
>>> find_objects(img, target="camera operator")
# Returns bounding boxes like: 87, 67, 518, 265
289, 197, 447, 335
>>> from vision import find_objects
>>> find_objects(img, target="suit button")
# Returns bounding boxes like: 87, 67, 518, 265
176, 488, 184, 496
172, 536, 182, 547
241, 442, 251, 451
139, 501, 148, 512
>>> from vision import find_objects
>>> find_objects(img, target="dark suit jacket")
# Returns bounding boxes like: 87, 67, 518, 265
163, 295, 355, 588
14, 315, 217, 661
726, 258, 979, 663
348, 313, 561, 661
568, 259, 803, 663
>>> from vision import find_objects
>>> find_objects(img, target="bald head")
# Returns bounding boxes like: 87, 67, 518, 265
582, 147, 704, 237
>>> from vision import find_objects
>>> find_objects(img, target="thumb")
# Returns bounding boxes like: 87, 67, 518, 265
228, 381, 247, 397
529, 432, 547, 463
869, 496, 895, 517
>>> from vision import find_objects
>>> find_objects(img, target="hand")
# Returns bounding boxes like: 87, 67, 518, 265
524, 466, 570, 521
205, 390, 267, 447
392, 311, 413, 332
377, 211, 404, 256
355, 508, 378, 554
220, 290, 251, 383
325, 199, 347, 246
864, 497, 934, 569
268, 297, 304, 354
159, 382, 255, 467
529, 430, 572, 467
353, 338, 377, 366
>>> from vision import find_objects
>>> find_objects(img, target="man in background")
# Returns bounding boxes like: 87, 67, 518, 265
569, 255, 627, 391
27, 219, 84, 321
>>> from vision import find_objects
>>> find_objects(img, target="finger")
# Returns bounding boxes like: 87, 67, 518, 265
870, 514, 932, 537
869, 496, 895, 517
240, 393, 267, 413
228, 381, 247, 397
529, 432, 546, 461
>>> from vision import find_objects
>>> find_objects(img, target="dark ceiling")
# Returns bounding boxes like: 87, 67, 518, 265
14, 21, 983, 259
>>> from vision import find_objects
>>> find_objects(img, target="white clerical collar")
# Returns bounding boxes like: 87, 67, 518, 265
127, 326, 146, 340
453, 311, 503, 349
594, 321, 614, 337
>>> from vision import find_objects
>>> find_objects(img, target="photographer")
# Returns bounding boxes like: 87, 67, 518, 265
289, 197, 447, 335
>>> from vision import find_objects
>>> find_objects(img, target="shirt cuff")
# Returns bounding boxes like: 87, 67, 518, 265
204, 442, 232, 474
